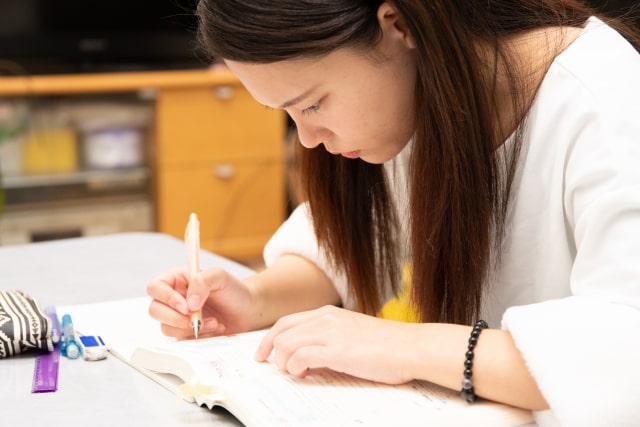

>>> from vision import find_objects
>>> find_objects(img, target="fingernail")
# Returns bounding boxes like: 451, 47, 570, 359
187, 295, 201, 310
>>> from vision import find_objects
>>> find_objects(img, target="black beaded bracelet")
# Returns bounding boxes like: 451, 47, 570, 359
461, 319, 488, 403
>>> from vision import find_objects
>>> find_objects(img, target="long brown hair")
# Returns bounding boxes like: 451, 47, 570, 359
197, 0, 640, 324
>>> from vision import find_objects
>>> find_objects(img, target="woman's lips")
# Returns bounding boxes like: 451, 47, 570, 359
340, 150, 360, 159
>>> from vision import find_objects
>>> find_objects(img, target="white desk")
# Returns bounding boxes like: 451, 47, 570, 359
0, 232, 251, 426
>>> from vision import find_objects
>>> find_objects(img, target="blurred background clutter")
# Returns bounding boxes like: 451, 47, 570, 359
0, 0, 287, 268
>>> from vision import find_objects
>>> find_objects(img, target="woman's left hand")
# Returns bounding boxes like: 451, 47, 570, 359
254, 305, 419, 385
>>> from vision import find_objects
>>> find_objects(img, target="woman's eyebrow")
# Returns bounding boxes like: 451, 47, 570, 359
278, 85, 319, 109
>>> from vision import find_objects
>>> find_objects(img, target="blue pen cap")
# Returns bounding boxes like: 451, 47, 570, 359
60, 314, 81, 359
61, 314, 72, 328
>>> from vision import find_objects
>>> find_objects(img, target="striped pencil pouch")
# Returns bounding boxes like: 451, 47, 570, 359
0, 290, 53, 358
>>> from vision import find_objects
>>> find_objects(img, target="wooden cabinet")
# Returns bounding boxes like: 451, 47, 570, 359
155, 82, 285, 259
0, 69, 286, 261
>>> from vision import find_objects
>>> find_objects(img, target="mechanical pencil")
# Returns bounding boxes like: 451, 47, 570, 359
185, 212, 202, 339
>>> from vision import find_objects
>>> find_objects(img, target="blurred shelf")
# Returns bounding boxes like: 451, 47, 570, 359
0, 69, 238, 96
2, 167, 148, 189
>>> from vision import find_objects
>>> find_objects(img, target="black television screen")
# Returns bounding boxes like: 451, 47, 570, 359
0, 0, 206, 75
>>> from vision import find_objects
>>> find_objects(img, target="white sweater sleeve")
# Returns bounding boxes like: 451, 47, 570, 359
262, 203, 354, 309
503, 298, 640, 427
502, 159, 640, 426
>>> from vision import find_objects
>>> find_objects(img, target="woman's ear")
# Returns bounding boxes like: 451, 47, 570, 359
377, 2, 416, 49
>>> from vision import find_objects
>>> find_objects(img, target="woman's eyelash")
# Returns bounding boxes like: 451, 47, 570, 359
301, 102, 321, 115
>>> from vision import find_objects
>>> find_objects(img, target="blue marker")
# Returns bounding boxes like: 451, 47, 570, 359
60, 314, 81, 359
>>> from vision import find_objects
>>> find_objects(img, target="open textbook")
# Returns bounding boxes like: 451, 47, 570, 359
130, 331, 534, 427
61, 298, 533, 427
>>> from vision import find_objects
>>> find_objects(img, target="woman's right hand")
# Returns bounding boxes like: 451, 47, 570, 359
146, 266, 255, 339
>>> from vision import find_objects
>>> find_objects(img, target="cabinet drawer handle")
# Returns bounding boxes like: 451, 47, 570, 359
213, 85, 235, 100
213, 164, 236, 179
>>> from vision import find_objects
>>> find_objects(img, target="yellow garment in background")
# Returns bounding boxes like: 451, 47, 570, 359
378, 264, 419, 322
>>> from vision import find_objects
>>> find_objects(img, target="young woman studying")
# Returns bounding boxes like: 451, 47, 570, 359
146, 1, 640, 425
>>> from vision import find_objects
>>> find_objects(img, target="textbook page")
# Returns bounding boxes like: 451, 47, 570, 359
131, 331, 535, 427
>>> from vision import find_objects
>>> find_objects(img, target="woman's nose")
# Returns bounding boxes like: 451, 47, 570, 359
295, 121, 323, 149
296, 124, 330, 148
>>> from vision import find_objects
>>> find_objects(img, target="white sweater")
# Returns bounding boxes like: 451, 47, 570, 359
264, 17, 640, 426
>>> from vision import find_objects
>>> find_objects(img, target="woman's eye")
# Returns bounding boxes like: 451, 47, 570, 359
301, 102, 321, 115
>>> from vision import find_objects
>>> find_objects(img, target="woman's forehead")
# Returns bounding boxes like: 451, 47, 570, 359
225, 50, 367, 108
